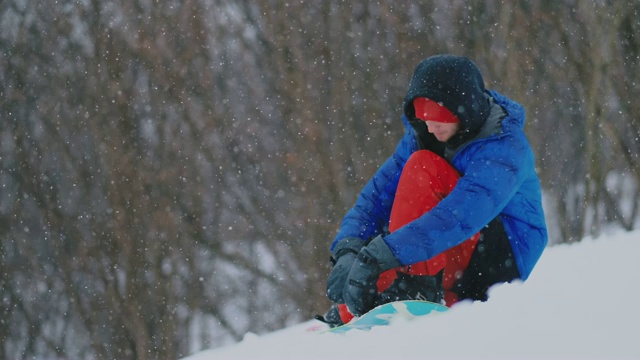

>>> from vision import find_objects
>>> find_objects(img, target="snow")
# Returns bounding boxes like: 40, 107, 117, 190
183, 229, 640, 360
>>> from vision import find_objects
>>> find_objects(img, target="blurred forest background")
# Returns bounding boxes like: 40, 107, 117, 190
1, 0, 639, 359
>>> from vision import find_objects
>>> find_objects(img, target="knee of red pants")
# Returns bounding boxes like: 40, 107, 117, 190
389, 151, 460, 233
388, 150, 460, 279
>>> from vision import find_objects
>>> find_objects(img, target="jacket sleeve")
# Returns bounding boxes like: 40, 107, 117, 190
331, 117, 418, 251
383, 133, 533, 265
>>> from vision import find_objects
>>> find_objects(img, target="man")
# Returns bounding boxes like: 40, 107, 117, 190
322, 55, 548, 326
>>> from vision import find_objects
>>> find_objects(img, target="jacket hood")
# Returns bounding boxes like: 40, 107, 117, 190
403, 55, 491, 137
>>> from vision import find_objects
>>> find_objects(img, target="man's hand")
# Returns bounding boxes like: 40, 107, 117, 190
343, 235, 400, 316
326, 238, 365, 303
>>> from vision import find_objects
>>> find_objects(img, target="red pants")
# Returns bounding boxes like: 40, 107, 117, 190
339, 150, 479, 322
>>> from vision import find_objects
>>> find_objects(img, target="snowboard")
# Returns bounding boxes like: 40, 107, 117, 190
320, 300, 449, 334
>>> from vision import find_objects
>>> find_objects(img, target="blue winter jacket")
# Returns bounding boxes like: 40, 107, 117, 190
331, 90, 548, 280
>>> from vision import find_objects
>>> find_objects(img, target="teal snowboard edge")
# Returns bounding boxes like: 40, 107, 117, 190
326, 300, 449, 334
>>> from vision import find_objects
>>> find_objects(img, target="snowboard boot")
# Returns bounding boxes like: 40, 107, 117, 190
314, 303, 344, 328
379, 270, 444, 305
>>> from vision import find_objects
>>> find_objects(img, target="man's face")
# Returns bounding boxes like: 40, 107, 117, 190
424, 120, 460, 142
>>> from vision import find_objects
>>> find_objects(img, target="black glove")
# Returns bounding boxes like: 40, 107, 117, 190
343, 235, 401, 316
326, 237, 365, 303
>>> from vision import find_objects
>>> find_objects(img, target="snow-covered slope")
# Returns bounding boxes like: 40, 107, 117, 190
184, 229, 640, 360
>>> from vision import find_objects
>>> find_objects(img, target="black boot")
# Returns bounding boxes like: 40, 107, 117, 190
314, 303, 344, 328
379, 270, 444, 304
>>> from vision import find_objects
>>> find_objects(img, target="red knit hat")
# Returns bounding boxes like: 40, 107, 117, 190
413, 97, 460, 123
